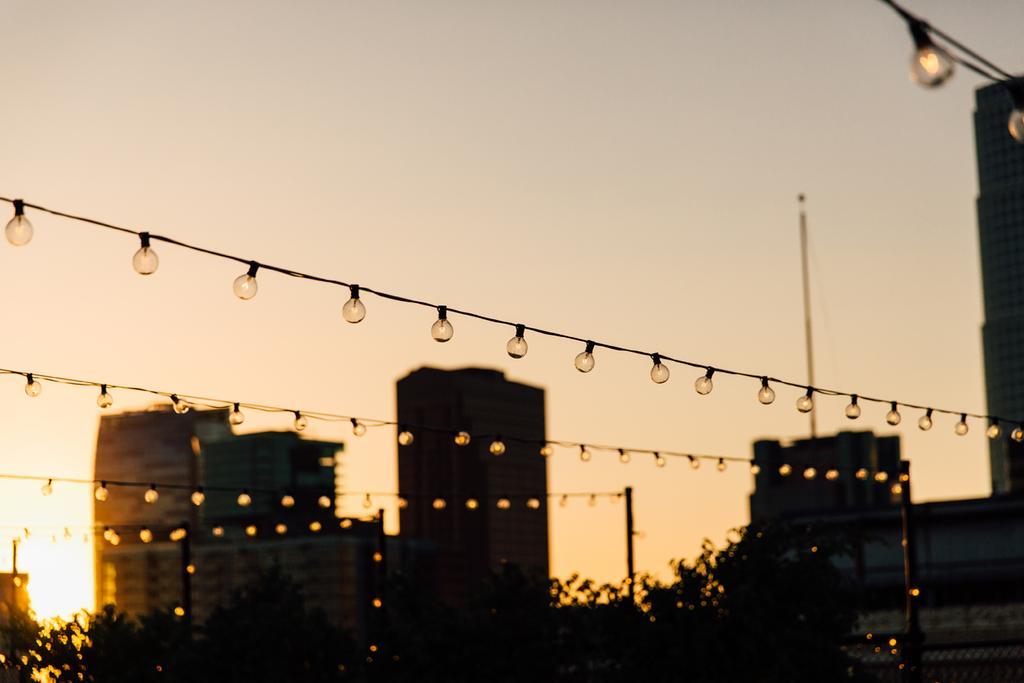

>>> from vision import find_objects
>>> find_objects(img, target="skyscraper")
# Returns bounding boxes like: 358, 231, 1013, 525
396, 367, 548, 603
975, 78, 1024, 493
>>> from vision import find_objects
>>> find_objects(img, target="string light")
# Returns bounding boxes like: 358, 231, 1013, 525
918, 408, 933, 431
650, 353, 670, 384
856, 468, 870, 480
526, 497, 541, 509
778, 464, 792, 477
293, 411, 308, 431
588, 494, 597, 507
465, 498, 479, 510
132, 232, 159, 275
654, 452, 666, 468
362, 493, 373, 509
845, 395, 861, 420
191, 488, 205, 506
987, 418, 1002, 440
574, 341, 596, 373
430, 306, 453, 342
245, 525, 257, 537
1009, 84, 1024, 144
229, 403, 245, 426
40, 479, 53, 496
688, 455, 700, 470
233, 262, 259, 300
342, 285, 366, 324
212, 526, 224, 537
886, 401, 902, 426
559, 495, 568, 507
281, 494, 295, 508
139, 528, 153, 544
170, 394, 189, 415
618, 449, 631, 464
716, 457, 726, 472
5, 199, 32, 246
24, 374, 41, 398
906, 20, 954, 88
757, 377, 775, 405
94, 482, 109, 502
825, 468, 840, 481
954, 413, 969, 436
874, 471, 889, 483
507, 324, 528, 359
144, 484, 159, 504
539, 444, 553, 458
1013, 425, 1024, 443
489, 438, 506, 456
749, 462, 761, 475
432, 498, 447, 510
397, 428, 414, 446
309, 521, 322, 532
318, 495, 332, 508
237, 490, 252, 507
350, 418, 367, 437
694, 367, 714, 395
275, 523, 287, 535
579, 445, 591, 462
796, 387, 814, 413
803, 466, 817, 480
496, 498, 511, 510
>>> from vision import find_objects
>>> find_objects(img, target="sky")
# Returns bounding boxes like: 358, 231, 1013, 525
1, 0, 1022, 618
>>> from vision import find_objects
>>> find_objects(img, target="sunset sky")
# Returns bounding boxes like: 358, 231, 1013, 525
2, 0, 1023, 617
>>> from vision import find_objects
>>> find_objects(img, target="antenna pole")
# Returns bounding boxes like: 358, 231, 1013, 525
799, 194, 817, 438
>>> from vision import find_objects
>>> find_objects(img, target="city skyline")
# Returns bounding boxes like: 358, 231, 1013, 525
1, 0, 1023, 618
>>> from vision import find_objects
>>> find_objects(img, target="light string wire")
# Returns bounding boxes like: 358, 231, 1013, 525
1, 197, 1022, 436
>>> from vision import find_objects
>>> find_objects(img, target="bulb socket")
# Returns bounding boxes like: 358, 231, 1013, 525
704, 367, 715, 379
908, 20, 933, 50
349, 284, 360, 299
246, 261, 260, 277
651, 352, 662, 365
13, 199, 25, 216
437, 305, 447, 320
514, 323, 525, 338
585, 340, 595, 353
139, 232, 151, 248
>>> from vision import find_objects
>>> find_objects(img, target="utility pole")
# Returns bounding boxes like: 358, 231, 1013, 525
798, 194, 817, 438
899, 461, 922, 683
624, 487, 636, 601
179, 522, 193, 630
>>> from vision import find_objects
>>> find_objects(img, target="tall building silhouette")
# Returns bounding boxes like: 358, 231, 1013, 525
975, 79, 1024, 493
397, 367, 548, 603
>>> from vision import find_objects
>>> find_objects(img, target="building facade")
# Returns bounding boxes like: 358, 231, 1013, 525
397, 367, 549, 603
975, 79, 1024, 493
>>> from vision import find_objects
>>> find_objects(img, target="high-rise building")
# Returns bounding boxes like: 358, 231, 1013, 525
396, 367, 548, 603
975, 78, 1024, 493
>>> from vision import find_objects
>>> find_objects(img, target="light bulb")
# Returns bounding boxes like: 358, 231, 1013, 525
229, 403, 245, 426
954, 414, 969, 436
281, 494, 295, 508
144, 485, 159, 504
803, 466, 817, 480
886, 402, 902, 426
191, 488, 205, 506
342, 285, 366, 323
362, 493, 373, 509
465, 498, 479, 510
559, 494, 568, 507
398, 429, 414, 446
497, 498, 512, 510
874, 471, 889, 483
275, 523, 287, 535
649, 353, 670, 384
233, 262, 260, 300
987, 419, 1002, 440
688, 456, 700, 470
351, 418, 366, 437
506, 324, 528, 359
293, 411, 308, 431
489, 439, 506, 456
397, 497, 408, 509
618, 449, 631, 464
1012, 426, 1024, 442
212, 526, 225, 537
527, 497, 541, 510
778, 464, 792, 477
1010, 106, 1024, 144
245, 525, 257, 537
588, 494, 597, 508
855, 468, 869, 480
845, 395, 861, 420
757, 377, 775, 405
309, 521, 322, 532
108, 531, 121, 546
24, 374, 41, 398
94, 482, 109, 502
132, 232, 159, 275
716, 458, 727, 472
579, 445, 591, 462
539, 444, 554, 458
908, 23, 954, 88
41, 479, 53, 496
796, 388, 814, 413
432, 498, 447, 510
5, 200, 33, 246
454, 431, 471, 447
918, 409, 933, 431
96, 385, 113, 409
825, 468, 840, 481
431, 306, 454, 342
749, 462, 761, 475
574, 342, 596, 373
171, 395, 190, 414
318, 495, 332, 508
237, 490, 252, 507
139, 528, 154, 544
654, 453, 666, 468
694, 368, 714, 395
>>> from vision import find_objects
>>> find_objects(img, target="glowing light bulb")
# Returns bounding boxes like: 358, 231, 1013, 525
212, 526, 225, 537
95, 482, 109, 502
588, 494, 597, 508
954, 414, 969, 436
539, 444, 554, 458
579, 445, 591, 462
40, 479, 53, 496
1010, 105, 1024, 144
918, 408, 933, 431
233, 262, 259, 300
796, 388, 814, 413
24, 374, 41, 398
132, 232, 159, 275
506, 324, 528, 359
350, 418, 366, 437
432, 498, 447, 510
342, 284, 366, 323
618, 449, 631, 464
191, 488, 205, 506
757, 377, 775, 405
465, 498, 479, 510
803, 466, 817, 480
245, 525, 257, 537
171, 395, 190, 414
275, 523, 287, 535
874, 471, 889, 483
362, 493, 372, 509
237, 490, 252, 507
778, 464, 792, 477
309, 521, 322, 532
229, 403, 245, 426
574, 341, 596, 373
144, 485, 159, 504
489, 439, 506, 456
293, 411, 308, 431
454, 431, 471, 446
526, 497, 541, 509
749, 462, 761, 475
430, 305, 454, 342
649, 353, 670, 384
845, 395, 861, 420
318, 495, 332, 508
654, 453, 666, 468
281, 494, 295, 508
688, 456, 701, 470
1012, 425, 1024, 442
987, 419, 1002, 440
908, 23, 954, 88
559, 494, 568, 507
497, 498, 511, 510
825, 468, 840, 481
139, 528, 154, 544
855, 468, 869, 480
694, 367, 714, 395
886, 402, 902, 426
5, 200, 33, 246
398, 429, 414, 446
716, 458, 727, 472
397, 497, 408, 509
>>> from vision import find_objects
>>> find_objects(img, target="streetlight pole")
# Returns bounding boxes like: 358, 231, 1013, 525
625, 486, 636, 601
